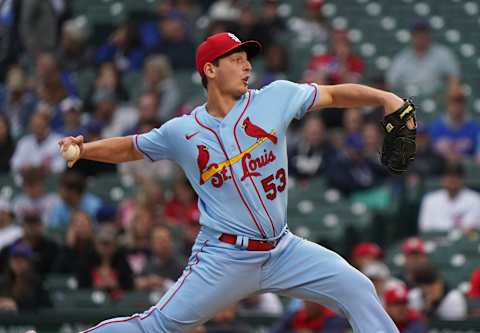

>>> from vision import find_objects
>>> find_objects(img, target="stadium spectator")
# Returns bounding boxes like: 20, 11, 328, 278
135, 226, 185, 291
418, 163, 480, 232
0, 0, 22, 81
151, 10, 195, 70
256, 43, 289, 88
350, 242, 383, 270
239, 293, 283, 316
234, 4, 273, 50
87, 62, 129, 107
12, 166, 60, 224
0, 211, 59, 277
57, 16, 92, 73
47, 170, 102, 229
398, 238, 429, 289
408, 123, 445, 178
0, 66, 36, 139
132, 55, 179, 121
343, 108, 364, 142
326, 136, 388, 196
0, 199, 22, 252
57, 96, 84, 136
96, 22, 145, 73
77, 224, 133, 298
53, 210, 96, 274
10, 110, 65, 173
387, 20, 460, 97
257, 0, 287, 42
123, 208, 153, 275
384, 284, 427, 333
289, 0, 328, 44
0, 243, 51, 312
0, 114, 15, 173
410, 264, 467, 320
165, 178, 200, 226
33, 53, 74, 116
270, 301, 349, 333
19, 0, 67, 55
303, 29, 364, 85
288, 114, 334, 180
429, 89, 480, 161
123, 93, 161, 135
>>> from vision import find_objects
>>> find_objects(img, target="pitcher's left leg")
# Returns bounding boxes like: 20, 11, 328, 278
261, 233, 398, 333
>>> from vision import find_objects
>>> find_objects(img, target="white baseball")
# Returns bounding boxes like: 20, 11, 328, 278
62, 144, 80, 161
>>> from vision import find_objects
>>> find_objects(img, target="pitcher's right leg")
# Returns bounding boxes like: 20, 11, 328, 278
82, 238, 266, 333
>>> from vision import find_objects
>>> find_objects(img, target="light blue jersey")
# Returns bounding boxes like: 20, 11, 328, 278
133, 80, 319, 239
84, 80, 399, 333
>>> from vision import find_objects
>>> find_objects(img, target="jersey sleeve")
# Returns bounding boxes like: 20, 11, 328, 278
268, 80, 320, 128
132, 122, 173, 161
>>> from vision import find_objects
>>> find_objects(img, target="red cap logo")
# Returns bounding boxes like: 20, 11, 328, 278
195, 32, 262, 78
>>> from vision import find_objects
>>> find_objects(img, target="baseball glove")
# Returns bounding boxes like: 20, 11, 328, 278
380, 98, 417, 175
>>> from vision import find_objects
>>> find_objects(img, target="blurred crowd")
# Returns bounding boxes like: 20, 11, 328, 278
0, 0, 480, 332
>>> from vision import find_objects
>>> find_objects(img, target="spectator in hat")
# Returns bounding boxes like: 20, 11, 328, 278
57, 97, 84, 136
134, 226, 185, 291
418, 162, 480, 232
398, 238, 429, 289
429, 89, 480, 162
96, 22, 145, 73
387, 19, 460, 97
12, 166, 60, 225
47, 170, 102, 229
76, 224, 133, 299
410, 264, 467, 320
10, 110, 65, 174
384, 284, 427, 333
0, 114, 15, 173
351, 242, 383, 270
87, 62, 129, 109
57, 16, 93, 73
304, 29, 364, 85
0, 243, 51, 312
326, 135, 388, 196
270, 300, 349, 333
0, 211, 59, 278
288, 114, 334, 180
0, 199, 22, 252
133, 55, 179, 121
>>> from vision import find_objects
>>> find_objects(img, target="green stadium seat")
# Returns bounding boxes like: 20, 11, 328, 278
51, 290, 111, 309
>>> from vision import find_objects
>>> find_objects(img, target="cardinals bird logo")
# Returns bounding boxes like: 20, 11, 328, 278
196, 145, 210, 185
242, 117, 277, 144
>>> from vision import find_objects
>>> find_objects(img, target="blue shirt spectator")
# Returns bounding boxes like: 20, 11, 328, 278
429, 90, 480, 159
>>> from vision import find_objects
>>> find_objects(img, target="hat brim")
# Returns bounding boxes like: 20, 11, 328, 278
214, 40, 262, 62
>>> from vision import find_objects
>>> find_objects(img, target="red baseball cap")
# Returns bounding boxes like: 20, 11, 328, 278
195, 32, 262, 78
384, 284, 409, 305
402, 237, 425, 255
352, 242, 383, 260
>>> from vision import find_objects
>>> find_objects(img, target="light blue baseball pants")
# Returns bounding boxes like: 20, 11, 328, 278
81, 227, 398, 333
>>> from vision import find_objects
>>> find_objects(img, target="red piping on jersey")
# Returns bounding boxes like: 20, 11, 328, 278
233, 91, 277, 236
81, 301, 157, 332
134, 134, 154, 162
159, 240, 208, 311
194, 110, 267, 239
307, 83, 318, 111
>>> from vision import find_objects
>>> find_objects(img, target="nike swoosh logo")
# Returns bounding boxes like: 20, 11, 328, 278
185, 131, 199, 140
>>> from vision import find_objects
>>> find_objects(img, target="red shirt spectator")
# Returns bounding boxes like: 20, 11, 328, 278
384, 284, 427, 333
469, 268, 480, 298
304, 30, 363, 85
165, 179, 199, 225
